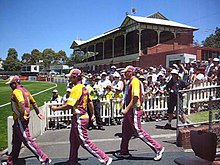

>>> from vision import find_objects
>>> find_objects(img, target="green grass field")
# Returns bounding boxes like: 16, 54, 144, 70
188, 110, 220, 123
0, 80, 67, 151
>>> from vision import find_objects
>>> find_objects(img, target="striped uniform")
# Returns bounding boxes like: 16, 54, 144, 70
67, 83, 110, 164
120, 76, 163, 155
7, 85, 49, 165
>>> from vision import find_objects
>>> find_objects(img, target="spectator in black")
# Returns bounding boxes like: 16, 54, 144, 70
164, 69, 191, 129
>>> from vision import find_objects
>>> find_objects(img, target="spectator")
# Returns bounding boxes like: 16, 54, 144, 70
87, 76, 105, 130
50, 89, 62, 102
208, 57, 219, 83
164, 69, 191, 129
111, 72, 124, 92
97, 72, 111, 97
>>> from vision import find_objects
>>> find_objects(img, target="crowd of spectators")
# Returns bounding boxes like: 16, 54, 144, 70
79, 57, 219, 99
52, 58, 220, 125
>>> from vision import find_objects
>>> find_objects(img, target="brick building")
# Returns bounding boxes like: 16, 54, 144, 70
70, 12, 220, 72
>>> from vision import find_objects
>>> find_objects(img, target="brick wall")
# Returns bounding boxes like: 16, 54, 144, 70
177, 123, 220, 149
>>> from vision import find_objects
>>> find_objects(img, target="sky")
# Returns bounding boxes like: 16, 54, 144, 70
0, 0, 220, 60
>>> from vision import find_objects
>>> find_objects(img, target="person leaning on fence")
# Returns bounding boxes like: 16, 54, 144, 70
163, 69, 191, 129
6, 76, 51, 165
51, 69, 112, 165
114, 65, 165, 161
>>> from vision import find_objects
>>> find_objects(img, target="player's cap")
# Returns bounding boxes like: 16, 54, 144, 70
66, 69, 81, 78
121, 65, 135, 73
5, 75, 20, 84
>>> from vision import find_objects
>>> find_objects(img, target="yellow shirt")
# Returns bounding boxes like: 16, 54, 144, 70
67, 84, 89, 118
11, 87, 35, 120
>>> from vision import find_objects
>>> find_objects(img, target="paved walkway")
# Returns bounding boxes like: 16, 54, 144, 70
3, 120, 194, 165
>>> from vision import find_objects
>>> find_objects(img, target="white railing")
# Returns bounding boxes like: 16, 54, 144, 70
52, 77, 68, 83
45, 101, 72, 129
7, 105, 46, 154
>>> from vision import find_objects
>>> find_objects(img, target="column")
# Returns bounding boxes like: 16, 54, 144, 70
138, 28, 142, 56
94, 44, 96, 61
103, 41, 105, 60
157, 30, 161, 44
124, 34, 126, 56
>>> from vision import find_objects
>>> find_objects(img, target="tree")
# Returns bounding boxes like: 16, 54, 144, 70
31, 49, 43, 64
54, 50, 68, 65
2, 48, 21, 71
42, 48, 56, 69
202, 27, 220, 48
65, 53, 75, 67
193, 39, 201, 46
21, 53, 32, 64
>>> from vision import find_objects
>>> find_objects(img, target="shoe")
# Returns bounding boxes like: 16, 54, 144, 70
164, 123, 171, 129
154, 147, 165, 161
98, 126, 105, 131
41, 158, 52, 165
102, 157, 112, 165
113, 152, 131, 159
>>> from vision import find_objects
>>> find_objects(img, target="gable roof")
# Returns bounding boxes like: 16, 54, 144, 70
122, 14, 198, 30
147, 12, 168, 20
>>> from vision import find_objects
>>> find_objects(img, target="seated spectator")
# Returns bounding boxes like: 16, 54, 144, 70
50, 89, 62, 102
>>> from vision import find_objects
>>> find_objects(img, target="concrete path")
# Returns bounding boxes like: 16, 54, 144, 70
4, 120, 194, 165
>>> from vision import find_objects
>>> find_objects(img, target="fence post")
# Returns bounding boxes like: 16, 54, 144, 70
208, 96, 213, 132
7, 116, 13, 154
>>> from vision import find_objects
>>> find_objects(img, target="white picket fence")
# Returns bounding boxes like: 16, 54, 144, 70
43, 81, 219, 129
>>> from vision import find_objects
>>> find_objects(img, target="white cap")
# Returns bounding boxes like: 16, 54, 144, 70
111, 65, 116, 69
170, 69, 179, 75
101, 72, 107, 76
66, 88, 71, 92
53, 89, 58, 93
172, 64, 179, 69
213, 58, 219, 62
113, 72, 120, 78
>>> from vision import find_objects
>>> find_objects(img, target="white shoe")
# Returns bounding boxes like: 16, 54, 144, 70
102, 157, 112, 165
106, 157, 112, 165
41, 158, 52, 165
154, 147, 165, 161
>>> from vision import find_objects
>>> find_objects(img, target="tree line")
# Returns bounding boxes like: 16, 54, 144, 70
1, 27, 220, 71
1, 48, 76, 71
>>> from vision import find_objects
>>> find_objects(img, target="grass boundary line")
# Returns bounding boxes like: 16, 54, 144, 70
0, 81, 57, 108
